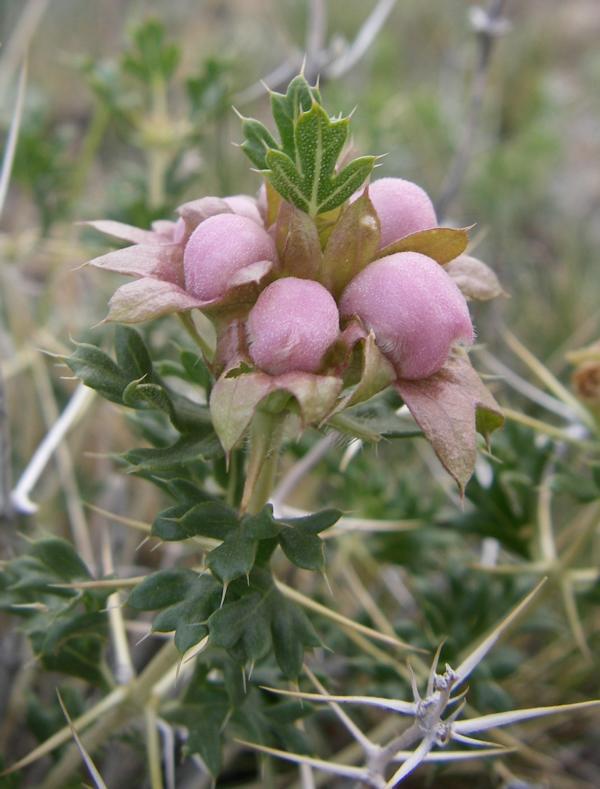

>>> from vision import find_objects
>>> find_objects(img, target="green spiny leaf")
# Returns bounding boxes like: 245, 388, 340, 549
270, 74, 321, 162
207, 531, 257, 584
208, 590, 273, 662
240, 117, 278, 170
152, 500, 239, 541
278, 527, 325, 571
65, 342, 129, 403
114, 325, 153, 381
128, 568, 200, 610
242, 505, 281, 540
239, 74, 375, 215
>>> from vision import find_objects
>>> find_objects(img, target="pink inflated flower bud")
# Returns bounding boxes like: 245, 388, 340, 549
340, 252, 474, 380
247, 277, 340, 376
365, 177, 437, 248
183, 213, 276, 301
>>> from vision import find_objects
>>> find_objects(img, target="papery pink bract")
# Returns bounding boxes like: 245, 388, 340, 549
363, 177, 437, 248
247, 277, 340, 376
340, 252, 474, 380
183, 213, 277, 301
223, 194, 263, 225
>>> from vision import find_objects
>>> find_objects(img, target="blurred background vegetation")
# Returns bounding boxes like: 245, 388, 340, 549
1, 1, 599, 787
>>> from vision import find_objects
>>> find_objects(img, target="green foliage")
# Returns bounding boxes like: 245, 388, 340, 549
240, 74, 376, 215
165, 662, 310, 776
11, 105, 74, 231
448, 423, 552, 557
122, 19, 181, 85
126, 500, 339, 668
186, 57, 233, 118
65, 328, 220, 479
130, 570, 221, 653
0, 539, 108, 685
208, 570, 321, 677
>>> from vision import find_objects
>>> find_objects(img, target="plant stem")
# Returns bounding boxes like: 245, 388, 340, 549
178, 312, 215, 364
145, 702, 164, 789
240, 409, 284, 514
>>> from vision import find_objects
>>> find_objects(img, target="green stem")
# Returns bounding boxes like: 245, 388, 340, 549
226, 449, 239, 507
145, 702, 164, 789
178, 312, 215, 364
241, 409, 284, 514
147, 147, 169, 210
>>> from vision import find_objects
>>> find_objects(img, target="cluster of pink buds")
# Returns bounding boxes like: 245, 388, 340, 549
84, 76, 504, 489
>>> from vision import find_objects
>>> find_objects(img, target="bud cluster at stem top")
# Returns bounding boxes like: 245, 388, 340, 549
84, 72, 503, 487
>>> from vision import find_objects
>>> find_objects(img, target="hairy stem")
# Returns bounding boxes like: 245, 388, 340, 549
241, 409, 285, 514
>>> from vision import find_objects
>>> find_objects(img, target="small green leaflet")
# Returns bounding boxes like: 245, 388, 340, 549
239, 74, 376, 216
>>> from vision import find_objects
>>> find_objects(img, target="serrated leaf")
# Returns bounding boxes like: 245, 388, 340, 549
207, 531, 257, 584
65, 342, 129, 404
122, 432, 222, 472
378, 226, 470, 264
240, 117, 278, 170
271, 598, 320, 678
151, 575, 221, 653
128, 569, 200, 610
152, 500, 239, 541
279, 527, 325, 571
243, 505, 281, 539
240, 74, 375, 215
208, 590, 273, 662
395, 350, 503, 492
275, 201, 322, 279
265, 102, 375, 216
270, 74, 321, 161
321, 189, 381, 296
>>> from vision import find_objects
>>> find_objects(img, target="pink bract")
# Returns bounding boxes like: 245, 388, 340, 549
364, 177, 437, 248
340, 252, 474, 380
223, 194, 263, 225
183, 213, 277, 301
247, 277, 340, 376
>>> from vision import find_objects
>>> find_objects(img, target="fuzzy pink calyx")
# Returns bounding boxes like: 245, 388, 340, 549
183, 213, 276, 301
364, 177, 437, 248
340, 252, 474, 380
247, 277, 340, 376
